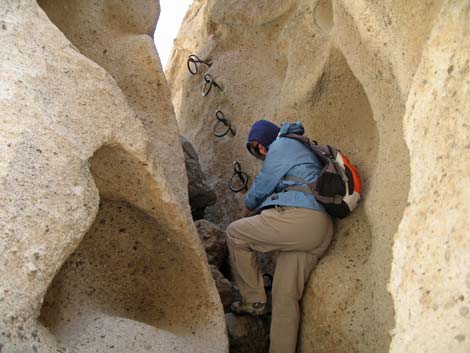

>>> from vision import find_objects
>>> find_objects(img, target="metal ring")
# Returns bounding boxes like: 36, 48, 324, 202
229, 161, 249, 192
233, 161, 242, 174
213, 110, 236, 137
187, 54, 211, 75
202, 74, 223, 96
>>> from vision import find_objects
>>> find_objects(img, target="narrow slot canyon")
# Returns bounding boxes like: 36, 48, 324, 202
168, 0, 409, 350
0, 1, 468, 353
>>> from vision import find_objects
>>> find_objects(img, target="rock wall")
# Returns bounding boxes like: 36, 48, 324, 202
1, 0, 467, 352
390, 1, 470, 352
167, 0, 468, 352
0, 1, 227, 353
37, 0, 186, 203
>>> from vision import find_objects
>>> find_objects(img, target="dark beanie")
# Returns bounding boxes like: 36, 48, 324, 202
246, 120, 280, 150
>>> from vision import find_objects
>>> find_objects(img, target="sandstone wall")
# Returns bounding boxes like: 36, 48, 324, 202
390, 1, 469, 351
37, 0, 187, 203
0, 1, 227, 353
166, 0, 467, 352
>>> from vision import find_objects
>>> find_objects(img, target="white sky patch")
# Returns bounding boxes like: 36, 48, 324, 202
154, 0, 193, 70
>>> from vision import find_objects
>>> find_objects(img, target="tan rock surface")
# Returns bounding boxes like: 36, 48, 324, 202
167, 0, 467, 352
0, 1, 227, 353
1, 0, 467, 352
37, 0, 187, 204
390, 1, 470, 352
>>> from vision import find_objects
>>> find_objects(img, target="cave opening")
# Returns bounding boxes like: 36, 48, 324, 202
299, 3, 413, 351
314, 0, 334, 33
39, 144, 214, 353
296, 48, 381, 353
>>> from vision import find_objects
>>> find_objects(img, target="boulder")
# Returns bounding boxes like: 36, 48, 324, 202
182, 136, 217, 219
195, 219, 228, 268
210, 265, 237, 312
225, 313, 268, 353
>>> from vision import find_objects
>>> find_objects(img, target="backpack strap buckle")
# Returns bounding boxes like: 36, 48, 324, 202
282, 175, 316, 194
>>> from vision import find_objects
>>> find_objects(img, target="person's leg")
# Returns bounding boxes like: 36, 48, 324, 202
268, 209, 333, 353
226, 210, 294, 304
226, 217, 267, 304
226, 207, 332, 308
269, 251, 318, 353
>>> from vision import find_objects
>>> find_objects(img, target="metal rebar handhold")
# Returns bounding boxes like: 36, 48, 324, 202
229, 161, 249, 192
187, 54, 212, 75
213, 110, 236, 137
202, 74, 223, 96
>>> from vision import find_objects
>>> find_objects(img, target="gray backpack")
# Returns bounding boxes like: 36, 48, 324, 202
283, 133, 363, 218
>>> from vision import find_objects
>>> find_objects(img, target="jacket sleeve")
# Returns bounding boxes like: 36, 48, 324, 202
244, 143, 289, 210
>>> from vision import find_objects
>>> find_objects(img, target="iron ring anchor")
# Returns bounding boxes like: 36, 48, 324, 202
187, 54, 212, 75
213, 110, 236, 137
202, 74, 223, 96
229, 161, 249, 193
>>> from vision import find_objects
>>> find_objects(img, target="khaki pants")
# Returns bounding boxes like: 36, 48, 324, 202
226, 206, 333, 353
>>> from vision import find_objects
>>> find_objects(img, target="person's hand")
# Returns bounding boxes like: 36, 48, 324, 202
243, 206, 252, 217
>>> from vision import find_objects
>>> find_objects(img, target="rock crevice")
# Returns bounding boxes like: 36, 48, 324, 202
166, 0, 468, 352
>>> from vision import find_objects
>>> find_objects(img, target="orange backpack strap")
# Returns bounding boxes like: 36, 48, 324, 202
340, 153, 362, 195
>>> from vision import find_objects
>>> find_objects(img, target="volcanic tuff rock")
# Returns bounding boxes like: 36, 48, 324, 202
182, 136, 218, 219
225, 313, 268, 353
167, 0, 469, 352
210, 265, 237, 313
0, 1, 227, 353
1, 0, 468, 352
195, 219, 228, 268
389, 2, 470, 352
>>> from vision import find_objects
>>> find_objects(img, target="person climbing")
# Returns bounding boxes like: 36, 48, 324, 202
226, 119, 333, 353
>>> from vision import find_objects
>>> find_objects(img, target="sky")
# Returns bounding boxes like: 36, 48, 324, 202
154, 0, 193, 69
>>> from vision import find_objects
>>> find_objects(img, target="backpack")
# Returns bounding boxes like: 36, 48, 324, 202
283, 133, 362, 218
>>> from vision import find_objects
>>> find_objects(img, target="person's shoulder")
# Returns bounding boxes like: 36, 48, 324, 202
266, 137, 301, 158
267, 137, 287, 152
271, 136, 296, 144
272, 136, 303, 149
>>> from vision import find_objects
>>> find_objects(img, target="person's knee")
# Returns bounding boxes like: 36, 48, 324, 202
226, 220, 253, 251
226, 221, 238, 239
227, 217, 249, 238
226, 220, 245, 247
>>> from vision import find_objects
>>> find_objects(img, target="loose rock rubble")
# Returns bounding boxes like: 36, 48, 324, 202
195, 219, 228, 268
210, 265, 237, 313
195, 218, 269, 350
225, 313, 268, 353
182, 137, 217, 219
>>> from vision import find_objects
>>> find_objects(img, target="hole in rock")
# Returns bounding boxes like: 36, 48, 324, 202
39, 145, 212, 352
314, 0, 334, 33
298, 48, 408, 352
303, 48, 378, 169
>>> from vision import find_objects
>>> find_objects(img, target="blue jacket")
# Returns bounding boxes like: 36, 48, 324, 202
244, 122, 326, 213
